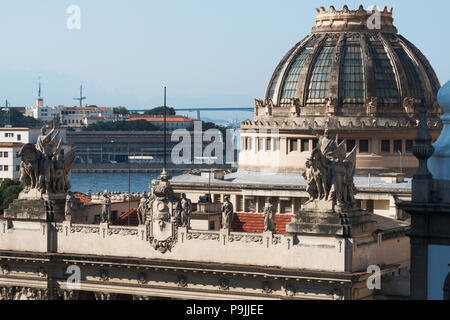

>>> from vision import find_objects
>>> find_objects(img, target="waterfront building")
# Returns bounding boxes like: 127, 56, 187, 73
127, 115, 198, 130
60, 106, 119, 128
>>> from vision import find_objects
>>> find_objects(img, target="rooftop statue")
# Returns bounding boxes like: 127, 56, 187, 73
304, 128, 357, 211
18, 125, 76, 198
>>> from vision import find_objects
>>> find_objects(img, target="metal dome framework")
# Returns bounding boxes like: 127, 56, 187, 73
262, 5, 441, 118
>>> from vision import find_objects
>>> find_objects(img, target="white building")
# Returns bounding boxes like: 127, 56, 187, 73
60, 106, 118, 128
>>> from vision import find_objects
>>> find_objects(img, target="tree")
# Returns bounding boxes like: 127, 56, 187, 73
0, 109, 41, 127
113, 106, 129, 115
143, 106, 176, 116
0, 179, 22, 214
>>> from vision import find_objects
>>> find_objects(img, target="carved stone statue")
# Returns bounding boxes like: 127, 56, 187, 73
101, 191, 111, 223
221, 196, 234, 230
310, 127, 338, 160
18, 125, 75, 198
366, 97, 379, 117
263, 198, 275, 232
303, 129, 358, 211
65, 193, 75, 221
178, 193, 192, 227
137, 191, 149, 225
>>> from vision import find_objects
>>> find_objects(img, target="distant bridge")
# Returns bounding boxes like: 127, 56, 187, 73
128, 107, 254, 120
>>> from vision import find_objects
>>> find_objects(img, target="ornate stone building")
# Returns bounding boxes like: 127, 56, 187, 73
239, 5, 441, 174
0, 5, 443, 301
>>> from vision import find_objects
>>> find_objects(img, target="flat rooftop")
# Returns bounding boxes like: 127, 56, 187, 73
170, 171, 412, 193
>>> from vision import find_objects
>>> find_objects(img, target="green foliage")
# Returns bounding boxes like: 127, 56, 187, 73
0, 179, 22, 214
0, 109, 41, 127
186, 121, 226, 134
82, 120, 159, 131
143, 106, 176, 116
113, 106, 129, 115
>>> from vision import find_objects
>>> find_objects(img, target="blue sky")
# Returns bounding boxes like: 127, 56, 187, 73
0, 0, 448, 112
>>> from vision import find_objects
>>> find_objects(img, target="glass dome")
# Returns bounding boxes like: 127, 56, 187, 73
264, 5, 441, 117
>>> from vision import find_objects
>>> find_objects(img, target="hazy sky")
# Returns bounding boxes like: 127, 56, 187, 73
0, 0, 449, 111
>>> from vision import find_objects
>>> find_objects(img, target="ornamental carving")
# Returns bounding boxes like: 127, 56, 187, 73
325, 97, 338, 115
137, 272, 147, 284
366, 97, 379, 116
403, 97, 417, 117
0, 287, 49, 300
228, 234, 263, 244
99, 269, 109, 281
1, 265, 10, 275
177, 275, 188, 288
37, 267, 47, 278
146, 170, 179, 254
218, 278, 230, 291
290, 98, 300, 117
108, 228, 138, 236
285, 285, 296, 297
95, 292, 112, 300
71, 226, 100, 234
262, 281, 273, 294
186, 232, 220, 241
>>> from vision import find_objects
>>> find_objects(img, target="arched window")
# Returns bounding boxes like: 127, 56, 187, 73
444, 273, 450, 300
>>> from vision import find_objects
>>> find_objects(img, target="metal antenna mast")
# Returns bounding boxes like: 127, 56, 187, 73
163, 86, 167, 173
2, 100, 10, 126
73, 85, 87, 107
38, 76, 42, 98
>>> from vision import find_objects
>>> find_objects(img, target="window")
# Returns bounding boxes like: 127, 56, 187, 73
301, 139, 309, 152
266, 138, 271, 151
394, 140, 403, 153
359, 140, 369, 153
16, 165, 20, 172
280, 199, 292, 214
258, 138, 264, 152
281, 48, 312, 99
209, 221, 215, 231
306, 47, 335, 102
381, 140, 391, 153
3, 152, 8, 158
347, 140, 356, 152
17, 134, 21, 141
370, 46, 399, 101
0, 153, 2, 158
290, 139, 298, 152
4, 133, 13, 138
273, 138, 280, 151
406, 140, 414, 153
3, 166, 8, 171
339, 46, 365, 99
312, 139, 318, 150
